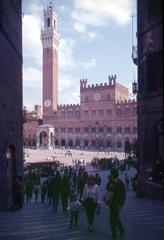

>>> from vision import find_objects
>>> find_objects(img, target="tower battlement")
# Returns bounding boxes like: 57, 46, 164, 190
58, 104, 80, 110
116, 99, 137, 105
80, 74, 117, 90
108, 74, 116, 85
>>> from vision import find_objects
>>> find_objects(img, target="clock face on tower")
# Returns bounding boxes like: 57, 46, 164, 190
93, 93, 101, 101
44, 99, 51, 107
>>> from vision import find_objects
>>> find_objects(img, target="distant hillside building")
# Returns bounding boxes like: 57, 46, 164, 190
0, 0, 23, 211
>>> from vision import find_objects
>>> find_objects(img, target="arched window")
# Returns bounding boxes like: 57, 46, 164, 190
47, 18, 50, 27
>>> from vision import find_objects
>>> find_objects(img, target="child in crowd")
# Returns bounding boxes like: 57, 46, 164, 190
69, 193, 81, 229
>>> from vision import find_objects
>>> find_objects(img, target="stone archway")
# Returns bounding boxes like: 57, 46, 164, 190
37, 124, 55, 149
61, 139, 66, 147
84, 139, 89, 147
39, 131, 48, 148
6, 144, 16, 210
75, 139, 80, 147
68, 139, 73, 147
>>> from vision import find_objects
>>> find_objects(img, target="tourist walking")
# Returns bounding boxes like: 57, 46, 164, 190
106, 169, 126, 239
69, 193, 81, 229
124, 173, 129, 189
95, 173, 101, 186
25, 179, 33, 203
61, 173, 70, 215
82, 175, 100, 231
33, 181, 41, 203
77, 171, 88, 202
41, 181, 48, 203
52, 171, 61, 212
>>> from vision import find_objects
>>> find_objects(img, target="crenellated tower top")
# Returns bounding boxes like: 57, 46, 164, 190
108, 74, 116, 86
41, 1, 60, 49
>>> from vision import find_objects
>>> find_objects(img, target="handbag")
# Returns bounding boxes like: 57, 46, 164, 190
103, 191, 113, 205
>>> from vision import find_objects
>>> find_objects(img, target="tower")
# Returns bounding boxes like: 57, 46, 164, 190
41, 2, 60, 117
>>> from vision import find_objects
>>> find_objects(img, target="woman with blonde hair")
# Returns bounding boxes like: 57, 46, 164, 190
81, 175, 100, 231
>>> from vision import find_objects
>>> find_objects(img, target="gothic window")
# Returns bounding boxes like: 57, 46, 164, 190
107, 127, 112, 133
125, 127, 130, 133
61, 128, 65, 133
84, 111, 89, 117
68, 111, 73, 117
47, 18, 50, 27
75, 128, 80, 133
99, 110, 103, 116
84, 127, 89, 133
61, 111, 65, 117
91, 110, 96, 117
125, 108, 130, 117
68, 128, 73, 133
91, 127, 96, 133
99, 127, 104, 133
133, 107, 137, 116
116, 109, 122, 117
117, 127, 122, 133
133, 127, 137, 133
75, 111, 80, 118
107, 94, 111, 100
54, 19, 56, 28
107, 109, 112, 116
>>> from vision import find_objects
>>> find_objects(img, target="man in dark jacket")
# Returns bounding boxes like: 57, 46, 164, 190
106, 169, 126, 239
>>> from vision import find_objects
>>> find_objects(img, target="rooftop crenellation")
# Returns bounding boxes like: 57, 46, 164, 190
80, 74, 117, 90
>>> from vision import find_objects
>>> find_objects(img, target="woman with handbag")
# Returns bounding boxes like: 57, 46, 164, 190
81, 175, 100, 231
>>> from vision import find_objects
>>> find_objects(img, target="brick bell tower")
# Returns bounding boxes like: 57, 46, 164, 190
41, 2, 60, 119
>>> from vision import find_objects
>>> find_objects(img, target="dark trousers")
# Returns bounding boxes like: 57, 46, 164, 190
109, 206, 124, 236
85, 198, 97, 226
70, 210, 79, 227
53, 194, 60, 212
61, 194, 68, 214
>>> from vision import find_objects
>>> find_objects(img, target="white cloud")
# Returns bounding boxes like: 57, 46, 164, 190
23, 67, 42, 88
88, 32, 101, 41
23, 13, 42, 66
72, 0, 132, 34
59, 38, 96, 71
79, 58, 96, 70
59, 38, 77, 70
59, 73, 79, 104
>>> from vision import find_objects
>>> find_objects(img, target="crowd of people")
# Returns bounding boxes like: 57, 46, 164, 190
11, 157, 139, 239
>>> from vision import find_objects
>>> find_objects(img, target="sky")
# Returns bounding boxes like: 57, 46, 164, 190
22, 0, 137, 110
